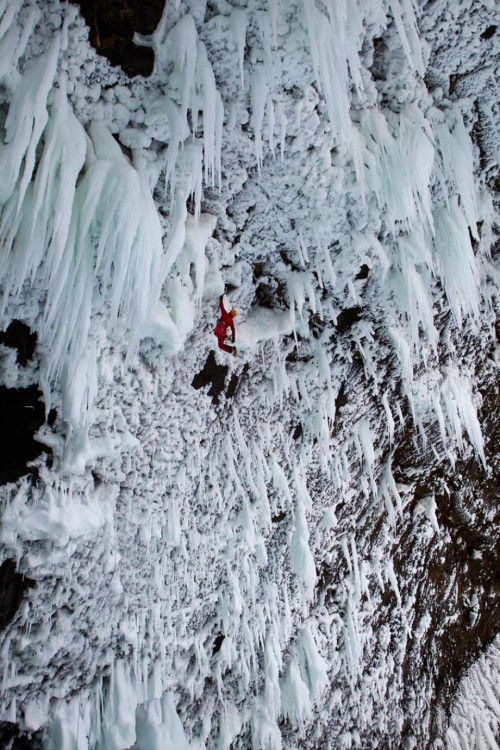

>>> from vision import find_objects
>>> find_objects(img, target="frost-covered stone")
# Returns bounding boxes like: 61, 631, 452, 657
0, 1, 498, 749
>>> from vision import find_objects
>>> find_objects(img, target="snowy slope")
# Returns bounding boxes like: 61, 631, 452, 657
0, 0, 498, 748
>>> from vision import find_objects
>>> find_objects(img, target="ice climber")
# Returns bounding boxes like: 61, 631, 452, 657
214, 294, 238, 355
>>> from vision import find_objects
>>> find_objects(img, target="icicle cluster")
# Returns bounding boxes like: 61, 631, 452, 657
0, 0, 497, 749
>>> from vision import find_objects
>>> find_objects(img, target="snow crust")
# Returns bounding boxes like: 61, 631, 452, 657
0, 0, 498, 748
447, 635, 500, 750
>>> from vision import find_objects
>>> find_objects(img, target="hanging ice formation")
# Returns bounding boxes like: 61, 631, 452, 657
0, 0, 227, 471
0, 0, 498, 749
0, 0, 486, 465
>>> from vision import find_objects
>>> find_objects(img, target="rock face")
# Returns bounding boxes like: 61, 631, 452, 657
378, 360, 499, 747
0, 1, 498, 748
0, 322, 47, 486
0, 321, 37, 367
0, 722, 43, 750
69, 0, 165, 76
0, 560, 36, 630
0, 386, 46, 485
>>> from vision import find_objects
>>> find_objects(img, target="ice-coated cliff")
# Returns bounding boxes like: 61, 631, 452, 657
0, 1, 498, 748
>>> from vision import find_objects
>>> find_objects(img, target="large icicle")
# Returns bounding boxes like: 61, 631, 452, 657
0, 37, 59, 207
302, 0, 351, 145
433, 197, 480, 328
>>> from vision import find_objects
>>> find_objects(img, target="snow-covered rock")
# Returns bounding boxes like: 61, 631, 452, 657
0, 1, 498, 749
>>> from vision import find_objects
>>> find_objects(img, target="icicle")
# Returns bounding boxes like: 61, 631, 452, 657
343, 587, 361, 679
180, 212, 217, 305
217, 703, 243, 750
433, 397, 448, 451
268, 0, 278, 48
392, 232, 437, 356
100, 660, 138, 750
0, 23, 19, 84
287, 271, 316, 324
251, 698, 282, 750
0, 37, 59, 207
290, 505, 316, 600
350, 536, 362, 604
197, 41, 224, 187
440, 369, 486, 468
0, 1, 21, 45
384, 560, 402, 607
276, 101, 287, 161
390, 327, 415, 419
350, 125, 368, 203
352, 420, 377, 498
382, 392, 395, 446
344, 0, 365, 94
303, 0, 351, 145
158, 14, 197, 119
280, 655, 312, 730
433, 197, 480, 328
379, 459, 403, 526
268, 454, 293, 510
251, 65, 268, 175
298, 230, 311, 266
298, 622, 329, 703
388, 0, 424, 76
231, 9, 247, 91
359, 106, 434, 234
136, 692, 191, 750
267, 95, 276, 158
418, 494, 440, 535
293, 464, 313, 511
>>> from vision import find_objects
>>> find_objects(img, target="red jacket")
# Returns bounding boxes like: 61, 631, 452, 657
214, 297, 235, 341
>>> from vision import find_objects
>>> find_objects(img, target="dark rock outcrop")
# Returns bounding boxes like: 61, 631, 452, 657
69, 0, 166, 77
0, 321, 37, 367
0, 722, 43, 750
0, 560, 36, 630
212, 633, 225, 655
0, 385, 46, 485
389, 366, 500, 748
335, 307, 363, 333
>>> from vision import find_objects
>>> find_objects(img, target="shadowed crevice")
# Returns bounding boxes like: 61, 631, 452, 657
0, 560, 36, 630
0, 320, 37, 367
68, 0, 166, 77
0, 722, 43, 750
0, 385, 46, 485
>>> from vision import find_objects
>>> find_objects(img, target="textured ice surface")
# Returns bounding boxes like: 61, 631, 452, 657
0, 0, 498, 749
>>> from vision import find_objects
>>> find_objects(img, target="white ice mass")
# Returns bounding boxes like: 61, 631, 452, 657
0, 0, 498, 748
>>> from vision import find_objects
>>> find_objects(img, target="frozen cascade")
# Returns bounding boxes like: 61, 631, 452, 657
0, 0, 497, 749
0, 48, 174, 465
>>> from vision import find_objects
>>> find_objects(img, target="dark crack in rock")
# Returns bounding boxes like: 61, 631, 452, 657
212, 633, 225, 656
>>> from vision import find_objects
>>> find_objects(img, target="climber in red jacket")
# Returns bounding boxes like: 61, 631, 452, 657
214, 295, 238, 355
